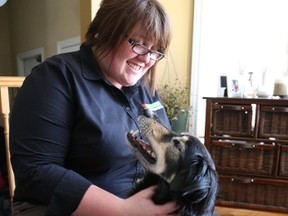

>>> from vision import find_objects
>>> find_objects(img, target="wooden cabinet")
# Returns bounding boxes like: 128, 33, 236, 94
204, 97, 288, 213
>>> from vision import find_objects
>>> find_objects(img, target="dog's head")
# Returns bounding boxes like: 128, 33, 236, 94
127, 113, 218, 215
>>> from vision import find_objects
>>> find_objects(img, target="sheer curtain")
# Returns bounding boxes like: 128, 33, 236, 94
189, 0, 288, 138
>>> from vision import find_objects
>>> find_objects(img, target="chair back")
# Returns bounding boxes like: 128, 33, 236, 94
0, 76, 25, 200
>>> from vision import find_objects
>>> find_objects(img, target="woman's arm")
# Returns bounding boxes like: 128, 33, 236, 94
73, 185, 178, 216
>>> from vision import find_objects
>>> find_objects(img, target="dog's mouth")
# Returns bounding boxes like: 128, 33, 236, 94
127, 130, 156, 164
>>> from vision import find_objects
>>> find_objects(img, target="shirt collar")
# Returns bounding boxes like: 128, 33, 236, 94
80, 43, 104, 81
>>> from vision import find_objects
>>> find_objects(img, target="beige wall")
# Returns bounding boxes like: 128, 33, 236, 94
0, 0, 80, 75
157, 0, 194, 89
0, 4, 12, 75
80, 0, 101, 41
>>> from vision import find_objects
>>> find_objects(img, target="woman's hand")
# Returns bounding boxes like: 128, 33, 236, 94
122, 186, 178, 216
73, 185, 178, 216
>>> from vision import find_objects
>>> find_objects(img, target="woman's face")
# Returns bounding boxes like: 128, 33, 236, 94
97, 30, 159, 89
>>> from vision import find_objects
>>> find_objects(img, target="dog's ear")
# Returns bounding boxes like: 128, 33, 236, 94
170, 154, 218, 215
170, 154, 212, 199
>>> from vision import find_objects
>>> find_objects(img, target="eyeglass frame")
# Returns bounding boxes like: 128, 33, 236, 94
128, 39, 165, 61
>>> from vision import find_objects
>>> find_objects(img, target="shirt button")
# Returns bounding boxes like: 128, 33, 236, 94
126, 107, 131, 111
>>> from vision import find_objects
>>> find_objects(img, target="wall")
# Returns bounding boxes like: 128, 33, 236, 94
80, 0, 101, 41
0, 0, 80, 75
157, 0, 194, 89
0, 3, 12, 75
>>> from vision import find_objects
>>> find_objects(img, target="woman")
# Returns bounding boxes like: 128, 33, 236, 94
10, 0, 177, 215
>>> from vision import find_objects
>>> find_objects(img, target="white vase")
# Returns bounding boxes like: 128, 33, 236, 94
256, 70, 275, 98
257, 85, 273, 97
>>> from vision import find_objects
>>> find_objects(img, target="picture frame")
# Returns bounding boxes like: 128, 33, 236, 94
227, 75, 244, 98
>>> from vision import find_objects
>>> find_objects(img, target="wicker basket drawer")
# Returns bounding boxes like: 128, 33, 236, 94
279, 145, 288, 178
212, 104, 252, 137
210, 140, 276, 175
218, 175, 288, 212
259, 106, 288, 139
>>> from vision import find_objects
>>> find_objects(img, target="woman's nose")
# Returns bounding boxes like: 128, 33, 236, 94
137, 53, 151, 63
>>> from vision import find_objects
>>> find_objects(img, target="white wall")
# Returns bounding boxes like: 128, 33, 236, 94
190, 0, 288, 138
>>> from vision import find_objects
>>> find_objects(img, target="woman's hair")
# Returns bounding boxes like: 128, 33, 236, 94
85, 0, 172, 95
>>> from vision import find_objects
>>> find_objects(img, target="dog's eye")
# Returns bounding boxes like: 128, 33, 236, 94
173, 139, 184, 152
174, 140, 180, 145
162, 134, 173, 142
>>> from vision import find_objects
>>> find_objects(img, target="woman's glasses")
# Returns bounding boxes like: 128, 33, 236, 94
128, 39, 165, 61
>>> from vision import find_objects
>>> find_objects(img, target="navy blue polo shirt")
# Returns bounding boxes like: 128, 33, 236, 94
10, 44, 170, 215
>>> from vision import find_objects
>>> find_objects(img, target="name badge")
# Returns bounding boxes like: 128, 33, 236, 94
142, 101, 164, 111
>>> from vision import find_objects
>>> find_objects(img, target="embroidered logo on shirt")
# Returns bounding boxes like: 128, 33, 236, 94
142, 101, 164, 111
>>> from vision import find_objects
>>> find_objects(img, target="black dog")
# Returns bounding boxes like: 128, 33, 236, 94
127, 113, 218, 216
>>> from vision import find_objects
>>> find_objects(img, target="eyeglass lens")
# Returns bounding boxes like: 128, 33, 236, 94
129, 39, 164, 61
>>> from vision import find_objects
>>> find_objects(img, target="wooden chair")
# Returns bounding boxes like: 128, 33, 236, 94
0, 76, 25, 201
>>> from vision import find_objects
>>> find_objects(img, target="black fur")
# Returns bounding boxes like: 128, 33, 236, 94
129, 120, 218, 216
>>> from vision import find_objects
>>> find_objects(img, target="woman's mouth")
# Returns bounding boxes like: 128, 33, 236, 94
128, 61, 141, 71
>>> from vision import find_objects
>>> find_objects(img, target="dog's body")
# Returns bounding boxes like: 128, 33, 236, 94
127, 114, 218, 216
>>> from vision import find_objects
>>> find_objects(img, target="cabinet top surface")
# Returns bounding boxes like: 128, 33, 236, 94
203, 97, 288, 105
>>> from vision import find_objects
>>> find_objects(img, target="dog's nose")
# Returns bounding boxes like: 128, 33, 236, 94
143, 108, 154, 118
142, 108, 162, 122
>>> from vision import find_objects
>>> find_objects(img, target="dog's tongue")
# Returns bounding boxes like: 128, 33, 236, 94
136, 138, 156, 159
128, 130, 154, 155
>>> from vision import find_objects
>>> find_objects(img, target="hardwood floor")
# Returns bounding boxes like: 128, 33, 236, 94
216, 206, 288, 216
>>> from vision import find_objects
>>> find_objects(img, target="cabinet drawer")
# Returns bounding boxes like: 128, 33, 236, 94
259, 106, 288, 139
212, 104, 252, 137
279, 145, 288, 178
210, 140, 276, 175
218, 175, 288, 212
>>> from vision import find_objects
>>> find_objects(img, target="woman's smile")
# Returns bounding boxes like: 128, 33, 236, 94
127, 61, 142, 71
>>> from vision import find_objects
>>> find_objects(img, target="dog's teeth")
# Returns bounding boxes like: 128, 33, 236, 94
143, 146, 149, 151
151, 152, 156, 158
132, 130, 139, 137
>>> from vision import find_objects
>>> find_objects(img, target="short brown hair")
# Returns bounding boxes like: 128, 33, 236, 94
85, 0, 172, 95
